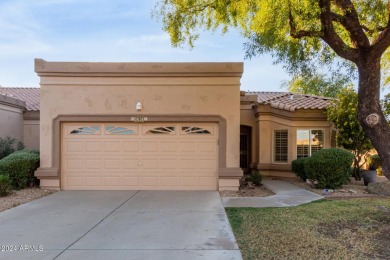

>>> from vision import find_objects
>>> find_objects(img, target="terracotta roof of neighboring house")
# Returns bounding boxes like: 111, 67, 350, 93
246, 91, 333, 111
0, 87, 40, 111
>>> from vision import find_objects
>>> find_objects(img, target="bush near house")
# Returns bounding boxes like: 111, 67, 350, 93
366, 154, 382, 170
305, 148, 354, 189
0, 174, 12, 196
247, 170, 262, 185
0, 136, 25, 160
291, 157, 308, 181
0, 150, 40, 190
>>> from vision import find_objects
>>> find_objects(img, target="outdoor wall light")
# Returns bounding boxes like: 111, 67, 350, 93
136, 101, 142, 111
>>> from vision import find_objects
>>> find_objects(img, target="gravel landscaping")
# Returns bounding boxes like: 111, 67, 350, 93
280, 176, 389, 198
0, 188, 57, 213
219, 184, 275, 197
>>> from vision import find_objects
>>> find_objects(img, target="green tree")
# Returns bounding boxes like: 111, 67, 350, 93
327, 87, 373, 180
382, 93, 390, 122
155, 0, 390, 180
284, 73, 351, 98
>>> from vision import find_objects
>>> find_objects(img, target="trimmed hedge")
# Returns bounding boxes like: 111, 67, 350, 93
0, 150, 40, 189
0, 174, 12, 196
305, 148, 354, 189
0, 136, 25, 160
291, 158, 308, 181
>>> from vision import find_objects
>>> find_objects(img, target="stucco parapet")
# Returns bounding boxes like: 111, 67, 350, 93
35, 59, 243, 78
0, 94, 26, 109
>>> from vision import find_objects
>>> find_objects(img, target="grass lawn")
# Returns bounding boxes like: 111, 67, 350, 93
226, 198, 390, 260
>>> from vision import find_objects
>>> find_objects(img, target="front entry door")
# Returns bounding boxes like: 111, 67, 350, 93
240, 125, 251, 174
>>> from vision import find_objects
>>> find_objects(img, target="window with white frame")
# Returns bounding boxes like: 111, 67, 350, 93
274, 130, 288, 163
296, 129, 324, 158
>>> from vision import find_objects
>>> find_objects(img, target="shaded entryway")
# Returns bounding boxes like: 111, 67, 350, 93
240, 125, 252, 174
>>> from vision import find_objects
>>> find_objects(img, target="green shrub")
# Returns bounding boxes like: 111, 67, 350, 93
291, 158, 308, 181
0, 150, 40, 189
0, 136, 25, 160
247, 170, 262, 185
0, 174, 12, 196
366, 154, 382, 170
305, 148, 354, 189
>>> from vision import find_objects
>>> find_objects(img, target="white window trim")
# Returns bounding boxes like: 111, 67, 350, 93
296, 129, 325, 158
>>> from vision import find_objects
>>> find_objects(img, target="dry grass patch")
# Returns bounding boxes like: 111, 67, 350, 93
226, 198, 390, 260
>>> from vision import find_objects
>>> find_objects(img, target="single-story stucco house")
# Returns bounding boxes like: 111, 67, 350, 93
0, 59, 334, 191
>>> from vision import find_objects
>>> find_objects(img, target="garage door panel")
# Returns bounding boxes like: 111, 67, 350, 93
85, 176, 101, 186
66, 176, 84, 187
199, 159, 217, 169
198, 141, 216, 153
141, 176, 159, 186
179, 159, 197, 169
123, 141, 139, 152
122, 177, 139, 186
178, 176, 198, 186
198, 177, 216, 186
123, 159, 139, 169
85, 141, 101, 152
142, 159, 158, 169
160, 177, 178, 186
160, 141, 178, 152
104, 141, 121, 152
104, 176, 122, 186
180, 141, 197, 152
85, 159, 102, 169
104, 159, 121, 169
141, 141, 159, 152
62, 123, 218, 190
160, 159, 177, 169
65, 159, 84, 170
65, 141, 83, 153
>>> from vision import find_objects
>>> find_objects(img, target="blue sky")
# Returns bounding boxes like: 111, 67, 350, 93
0, 0, 290, 91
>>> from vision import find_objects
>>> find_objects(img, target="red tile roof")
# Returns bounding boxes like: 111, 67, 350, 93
0, 87, 40, 111
246, 91, 333, 111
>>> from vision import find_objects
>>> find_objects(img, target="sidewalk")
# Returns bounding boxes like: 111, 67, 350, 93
221, 179, 323, 208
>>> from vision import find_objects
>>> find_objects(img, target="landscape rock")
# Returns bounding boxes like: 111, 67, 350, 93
367, 181, 390, 196
348, 189, 358, 194
247, 182, 255, 189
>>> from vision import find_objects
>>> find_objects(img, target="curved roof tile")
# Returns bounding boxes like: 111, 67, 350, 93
246, 91, 333, 111
0, 87, 40, 111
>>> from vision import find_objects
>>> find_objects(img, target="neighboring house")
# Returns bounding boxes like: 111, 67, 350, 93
1, 59, 334, 191
0, 87, 40, 150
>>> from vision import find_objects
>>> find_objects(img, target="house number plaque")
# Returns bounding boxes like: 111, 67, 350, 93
131, 116, 148, 122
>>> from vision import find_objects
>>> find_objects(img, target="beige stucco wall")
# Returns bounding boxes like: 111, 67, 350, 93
0, 96, 25, 142
23, 120, 40, 150
35, 60, 243, 190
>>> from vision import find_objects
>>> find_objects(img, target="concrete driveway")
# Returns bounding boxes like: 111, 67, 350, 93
0, 191, 241, 260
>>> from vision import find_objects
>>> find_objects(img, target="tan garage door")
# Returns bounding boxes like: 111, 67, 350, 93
61, 123, 218, 190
